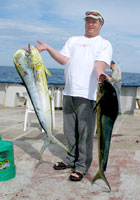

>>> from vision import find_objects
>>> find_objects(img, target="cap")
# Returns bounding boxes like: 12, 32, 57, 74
85, 10, 104, 25
111, 61, 115, 65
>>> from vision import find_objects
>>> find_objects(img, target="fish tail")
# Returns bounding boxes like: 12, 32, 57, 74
39, 137, 51, 160
92, 170, 111, 191
50, 136, 70, 153
39, 135, 70, 160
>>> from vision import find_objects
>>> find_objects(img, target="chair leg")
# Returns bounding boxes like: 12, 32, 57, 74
24, 109, 28, 132
24, 109, 31, 131
28, 113, 31, 128
51, 97, 55, 130
41, 128, 45, 132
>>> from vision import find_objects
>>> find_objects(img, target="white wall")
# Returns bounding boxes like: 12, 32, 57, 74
0, 83, 26, 107
0, 83, 6, 105
120, 86, 137, 114
0, 83, 139, 114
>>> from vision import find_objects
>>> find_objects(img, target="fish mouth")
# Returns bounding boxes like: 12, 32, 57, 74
99, 74, 106, 83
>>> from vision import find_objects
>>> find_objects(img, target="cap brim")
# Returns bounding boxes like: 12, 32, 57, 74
85, 15, 104, 24
85, 15, 99, 20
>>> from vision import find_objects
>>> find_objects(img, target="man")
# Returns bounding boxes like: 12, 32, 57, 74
110, 61, 122, 113
36, 10, 112, 181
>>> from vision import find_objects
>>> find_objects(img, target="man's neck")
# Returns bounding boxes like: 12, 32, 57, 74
84, 34, 99, 38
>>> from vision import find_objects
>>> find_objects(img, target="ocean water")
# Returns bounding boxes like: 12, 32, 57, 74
0, 66, 64, 85
0, 66, 140, 86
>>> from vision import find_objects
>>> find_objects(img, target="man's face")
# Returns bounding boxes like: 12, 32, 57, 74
85, 17, 102, 38
110, 64, 115, 69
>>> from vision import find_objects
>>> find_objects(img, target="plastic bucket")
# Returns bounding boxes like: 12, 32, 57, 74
0, 140, 16, 181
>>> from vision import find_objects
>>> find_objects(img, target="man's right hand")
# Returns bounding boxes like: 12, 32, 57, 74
35, 40, 49, 53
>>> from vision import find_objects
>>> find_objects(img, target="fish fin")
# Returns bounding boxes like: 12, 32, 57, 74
92, 170, 111, 192
43, 65, 52, 76
50, 136, 70, 153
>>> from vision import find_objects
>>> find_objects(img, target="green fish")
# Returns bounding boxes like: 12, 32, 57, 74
13, 45, 69, 159
92, 74, 118, 191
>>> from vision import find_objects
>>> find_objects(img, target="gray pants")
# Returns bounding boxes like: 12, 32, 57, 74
63, 96, 96, 173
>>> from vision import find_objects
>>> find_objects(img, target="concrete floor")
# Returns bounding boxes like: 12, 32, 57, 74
0, 106, 140, 200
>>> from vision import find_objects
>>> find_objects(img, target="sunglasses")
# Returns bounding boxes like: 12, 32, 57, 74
86, 11, 101, 16
85, 11, 104, 24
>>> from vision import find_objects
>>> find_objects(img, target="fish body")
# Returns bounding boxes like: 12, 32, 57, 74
13, 45, 69, 158
92, 74, 118, 191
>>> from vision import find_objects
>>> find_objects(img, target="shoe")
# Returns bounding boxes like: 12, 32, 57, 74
53, 162, 72, 170
69, 170, 84, 181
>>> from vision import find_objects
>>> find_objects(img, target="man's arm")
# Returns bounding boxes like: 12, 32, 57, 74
35, 40, 69, 65
94, 61, 111, 81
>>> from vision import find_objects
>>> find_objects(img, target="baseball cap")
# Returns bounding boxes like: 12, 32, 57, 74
85, 10, 104, 25
111, 61, 115, 65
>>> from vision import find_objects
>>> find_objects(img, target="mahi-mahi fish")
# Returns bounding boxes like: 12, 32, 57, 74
92, 74, 118, 191
13, 45, 69, 159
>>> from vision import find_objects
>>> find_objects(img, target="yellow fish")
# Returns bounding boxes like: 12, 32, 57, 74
13, 45, 69, 159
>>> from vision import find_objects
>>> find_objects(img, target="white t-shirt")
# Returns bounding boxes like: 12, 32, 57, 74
60, 35, 112, 101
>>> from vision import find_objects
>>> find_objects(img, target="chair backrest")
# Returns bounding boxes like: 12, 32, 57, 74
23, 91, 55, 130
23, 92, 34, 111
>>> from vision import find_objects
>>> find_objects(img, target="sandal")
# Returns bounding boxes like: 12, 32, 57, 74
69, 170, 84, 181
53, 162, 72, 170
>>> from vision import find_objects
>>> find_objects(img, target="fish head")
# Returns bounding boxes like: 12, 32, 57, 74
99, 74, 107, 83
13, 45, 43, 72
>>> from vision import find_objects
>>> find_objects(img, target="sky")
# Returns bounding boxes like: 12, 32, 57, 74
0, 0, 140, 73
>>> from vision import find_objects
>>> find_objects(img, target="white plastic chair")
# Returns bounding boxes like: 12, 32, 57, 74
23, 92, 55, 132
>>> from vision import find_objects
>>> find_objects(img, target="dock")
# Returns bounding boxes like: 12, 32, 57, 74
0, 106, 140, 200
